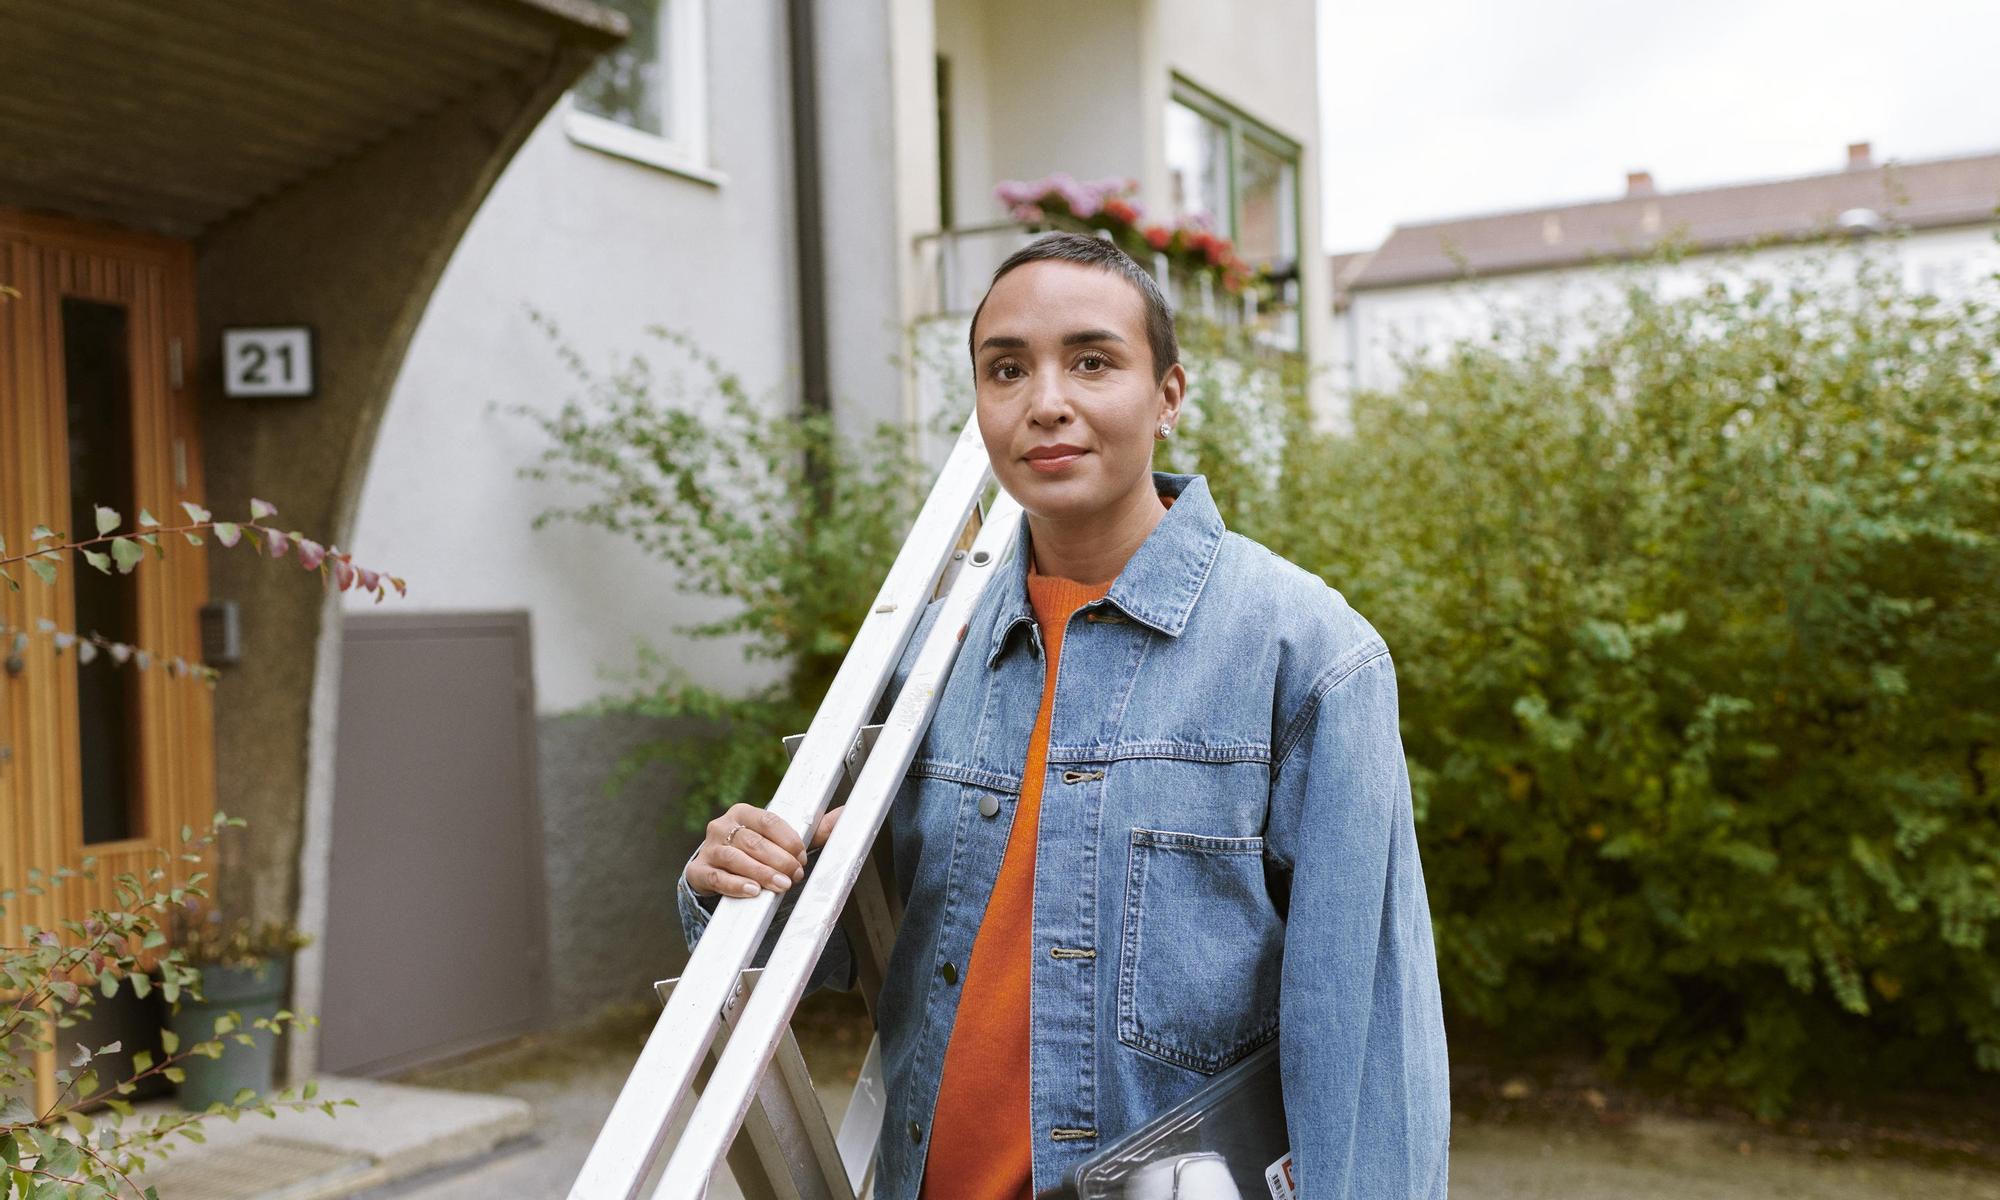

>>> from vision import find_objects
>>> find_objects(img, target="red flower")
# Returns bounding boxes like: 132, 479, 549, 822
1102, 198, 1140, 226
1142, 224, 1173, 252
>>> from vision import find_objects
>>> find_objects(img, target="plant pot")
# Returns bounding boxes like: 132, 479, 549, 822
167, 958, 289, 1111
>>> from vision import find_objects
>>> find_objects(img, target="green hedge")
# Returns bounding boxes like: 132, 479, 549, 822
1272, 256, 2000, 1108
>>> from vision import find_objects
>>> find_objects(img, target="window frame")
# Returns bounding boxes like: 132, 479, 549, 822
1167, 75, 1304, 276
563, 0, 721, 186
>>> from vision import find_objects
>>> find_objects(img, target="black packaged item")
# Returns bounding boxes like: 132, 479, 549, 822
1039, 1041, 1294, 1200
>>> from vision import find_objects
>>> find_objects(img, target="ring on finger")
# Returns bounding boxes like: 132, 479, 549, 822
722, 823, 745, 848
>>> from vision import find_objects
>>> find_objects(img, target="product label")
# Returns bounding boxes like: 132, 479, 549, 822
1264, 1150, 1297, 1200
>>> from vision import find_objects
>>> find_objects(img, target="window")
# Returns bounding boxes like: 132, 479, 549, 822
1166, 99, 1231, 233
1165, 79, 1305, 348
1236, 134, 1298, 270
565, 0, 716, 182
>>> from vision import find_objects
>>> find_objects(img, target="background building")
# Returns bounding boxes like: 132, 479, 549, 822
324, 0, 1332, 1077
0, 0, 624, 1097
1329, 143, 2000, 396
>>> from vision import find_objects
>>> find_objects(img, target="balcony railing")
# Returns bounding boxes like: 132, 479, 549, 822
913, 222, 1302, 354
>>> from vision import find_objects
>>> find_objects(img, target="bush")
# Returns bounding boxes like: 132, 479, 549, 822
518, 323, 925, 827
1282, 252, 2000, 1109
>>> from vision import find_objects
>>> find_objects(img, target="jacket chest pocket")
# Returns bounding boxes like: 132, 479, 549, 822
1116, 828, 1283, 1074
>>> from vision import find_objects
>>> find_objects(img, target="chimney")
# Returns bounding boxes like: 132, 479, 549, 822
1847, 141, 1873, 170
1625, 170, 1656, 198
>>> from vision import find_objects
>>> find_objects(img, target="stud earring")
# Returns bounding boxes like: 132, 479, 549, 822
1157, 423, 1172, 439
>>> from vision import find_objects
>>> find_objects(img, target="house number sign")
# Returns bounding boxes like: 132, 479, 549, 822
222, 326, 315, 398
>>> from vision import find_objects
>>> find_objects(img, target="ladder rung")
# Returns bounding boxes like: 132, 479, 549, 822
566, 414, 1003, 1200
654, 487, 1026, 1196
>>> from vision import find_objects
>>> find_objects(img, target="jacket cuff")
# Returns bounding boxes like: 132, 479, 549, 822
676, 852, 720, 951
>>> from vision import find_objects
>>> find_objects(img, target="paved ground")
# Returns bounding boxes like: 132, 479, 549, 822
363, 996, 2000, 1200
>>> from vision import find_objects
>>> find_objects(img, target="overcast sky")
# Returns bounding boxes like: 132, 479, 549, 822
1317, 0, 2000, 252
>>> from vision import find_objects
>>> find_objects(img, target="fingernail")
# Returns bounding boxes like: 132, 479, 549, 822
743, 882, 761, 896
793, 867, 805, 882
771, 873, 790, 891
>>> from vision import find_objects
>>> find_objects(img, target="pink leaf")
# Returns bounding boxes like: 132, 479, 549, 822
356, 565, 380, 592
265, 528, 291, 559
297, 539, 325, 571
333, 558, 356, 591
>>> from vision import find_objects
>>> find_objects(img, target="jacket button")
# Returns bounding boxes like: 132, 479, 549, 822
909, 1120, 922, 1143
940, 961, 958, 985
979, 794, 1000, 818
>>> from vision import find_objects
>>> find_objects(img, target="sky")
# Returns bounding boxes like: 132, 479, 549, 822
1317, 0, 2000, 252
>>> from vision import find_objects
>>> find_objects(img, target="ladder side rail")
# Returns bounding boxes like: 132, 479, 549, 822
566, 418, 995, 1200
654, 491, 1027, 1198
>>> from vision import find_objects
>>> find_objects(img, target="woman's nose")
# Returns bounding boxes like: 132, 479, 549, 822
1026, 372, 1072, 425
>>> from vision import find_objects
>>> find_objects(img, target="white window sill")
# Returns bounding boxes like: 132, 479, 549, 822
563, 109, 726, 188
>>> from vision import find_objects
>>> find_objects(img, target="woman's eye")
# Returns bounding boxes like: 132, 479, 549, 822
991, 362, 1022, 381
1078, 354, 1108, 372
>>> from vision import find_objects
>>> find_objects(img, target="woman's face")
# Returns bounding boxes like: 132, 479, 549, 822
970, 260, 1185, 523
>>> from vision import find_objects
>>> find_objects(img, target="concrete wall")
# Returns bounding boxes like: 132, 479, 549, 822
197, 49, 605, 931
340, 1, 939, 1028
537, 712, 708, 1019
1150, 0, 1334, 415
932, 0, 1335, 415
1333, 224, 2000, 397
816, 0, 940, 441
343, 2, 799, 713
950, 0, 1151, 206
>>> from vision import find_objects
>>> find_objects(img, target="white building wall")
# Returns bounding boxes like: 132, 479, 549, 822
1150, 0, 1334, 418
1335, 225, 2000, 399
344, 2, 799, 714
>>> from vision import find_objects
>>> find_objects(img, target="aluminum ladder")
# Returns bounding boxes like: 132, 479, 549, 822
568, 412, 1025, 1199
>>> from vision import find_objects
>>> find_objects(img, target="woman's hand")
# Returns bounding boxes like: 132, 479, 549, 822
686, 804, 845, 898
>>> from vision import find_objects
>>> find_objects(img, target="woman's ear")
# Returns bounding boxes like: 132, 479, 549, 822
1158, 362, 1188, 428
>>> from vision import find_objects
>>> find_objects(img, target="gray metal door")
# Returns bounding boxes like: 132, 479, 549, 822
320, 610, 548, 1076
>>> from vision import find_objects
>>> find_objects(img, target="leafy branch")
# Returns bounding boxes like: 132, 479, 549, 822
0, 499, 409, 689
0, 817, 352, 1198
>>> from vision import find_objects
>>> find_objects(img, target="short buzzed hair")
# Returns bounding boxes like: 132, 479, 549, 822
969, 231, 1181, 383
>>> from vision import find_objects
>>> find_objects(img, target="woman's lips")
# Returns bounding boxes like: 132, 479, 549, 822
1024, 450, 1086, 474
1024, 446, 1088, 474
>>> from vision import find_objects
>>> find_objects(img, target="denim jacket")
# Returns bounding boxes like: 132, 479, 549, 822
679, 472, 1450, 1198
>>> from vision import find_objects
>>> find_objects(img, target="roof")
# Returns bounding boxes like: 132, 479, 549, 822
0, 0, 628, 238
1333, 148, 2000, 300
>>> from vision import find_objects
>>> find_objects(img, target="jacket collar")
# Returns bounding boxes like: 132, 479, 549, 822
986, 472, 1225, 667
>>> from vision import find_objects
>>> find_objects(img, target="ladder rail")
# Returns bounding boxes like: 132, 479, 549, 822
654, 487, 1026, 1197
565, 416, 998, 1200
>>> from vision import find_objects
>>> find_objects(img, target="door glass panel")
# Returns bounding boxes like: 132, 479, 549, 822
61, 297, 141, 844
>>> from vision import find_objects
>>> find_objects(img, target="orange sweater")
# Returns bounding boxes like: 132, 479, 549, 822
921, 497, 1171, 1199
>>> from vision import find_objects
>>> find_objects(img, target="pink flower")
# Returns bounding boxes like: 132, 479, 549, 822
356, 565, 381, 593
333, 557, 356, 591
297, 538, 326, 571
265, 527, 291, 559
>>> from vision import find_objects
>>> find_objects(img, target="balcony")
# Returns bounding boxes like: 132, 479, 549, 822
912, 221, 1303, 355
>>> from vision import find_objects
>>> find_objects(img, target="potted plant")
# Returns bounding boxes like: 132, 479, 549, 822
165, 901, 312, 1111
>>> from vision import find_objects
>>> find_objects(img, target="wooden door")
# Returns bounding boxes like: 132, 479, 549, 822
0, 209, 213, 944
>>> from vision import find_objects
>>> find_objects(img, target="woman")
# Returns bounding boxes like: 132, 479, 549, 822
680, 233, 1450, 1198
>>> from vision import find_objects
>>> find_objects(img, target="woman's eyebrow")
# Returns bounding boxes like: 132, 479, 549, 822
1062, 329, 1126, 347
